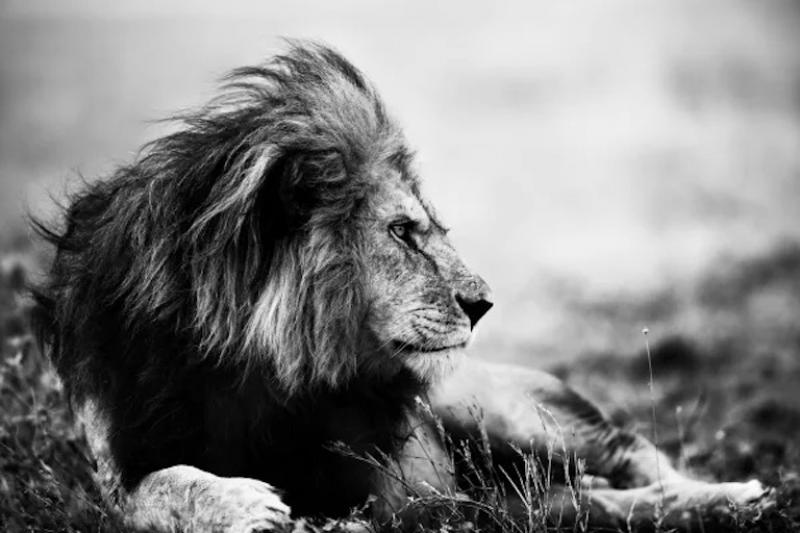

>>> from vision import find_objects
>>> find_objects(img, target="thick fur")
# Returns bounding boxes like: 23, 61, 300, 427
33, 42, 423, 511
32, 42, 769, 531
34, 43, 386, 396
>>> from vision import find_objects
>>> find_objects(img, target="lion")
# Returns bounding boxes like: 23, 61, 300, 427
32, 42, 770, 532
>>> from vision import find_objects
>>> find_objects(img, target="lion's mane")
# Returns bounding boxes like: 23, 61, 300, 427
32, 43, 418, 508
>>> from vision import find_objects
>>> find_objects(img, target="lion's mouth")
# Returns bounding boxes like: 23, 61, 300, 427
391, 341, 467, 355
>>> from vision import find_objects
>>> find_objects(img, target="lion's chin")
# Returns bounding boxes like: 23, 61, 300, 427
402, 348, 466, 384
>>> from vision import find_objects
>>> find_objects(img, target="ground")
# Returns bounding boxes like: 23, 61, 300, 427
2, 235, 800, 532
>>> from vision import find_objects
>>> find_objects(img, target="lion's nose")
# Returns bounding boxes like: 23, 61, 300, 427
455, 290, 493, 330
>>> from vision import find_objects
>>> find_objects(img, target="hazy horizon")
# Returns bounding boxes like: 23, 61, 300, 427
2, 0, 799, 364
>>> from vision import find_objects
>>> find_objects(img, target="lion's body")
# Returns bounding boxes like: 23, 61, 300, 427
33, 43, 768, 532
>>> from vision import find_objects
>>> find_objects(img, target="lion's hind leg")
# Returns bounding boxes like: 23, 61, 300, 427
538, 390, 775, 528
543, 477, 772, 531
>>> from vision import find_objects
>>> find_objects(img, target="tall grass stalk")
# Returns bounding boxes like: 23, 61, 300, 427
642, 327, 665, 512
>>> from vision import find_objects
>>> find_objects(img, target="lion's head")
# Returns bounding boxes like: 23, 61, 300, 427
356, 174, 493, 384
35, 42, 492, 400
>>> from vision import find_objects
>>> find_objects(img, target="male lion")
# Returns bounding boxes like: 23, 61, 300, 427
33, 42, 768, 532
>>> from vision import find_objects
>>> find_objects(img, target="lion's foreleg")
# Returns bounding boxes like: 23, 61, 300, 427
75, 399, 292, 533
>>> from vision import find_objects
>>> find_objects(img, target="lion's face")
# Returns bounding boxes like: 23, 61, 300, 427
361, 165, 492, 383
37, 43, 491, 399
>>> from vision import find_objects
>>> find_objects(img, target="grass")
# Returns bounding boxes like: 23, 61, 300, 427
0, 241, 124, 532
1, 235, 800, 532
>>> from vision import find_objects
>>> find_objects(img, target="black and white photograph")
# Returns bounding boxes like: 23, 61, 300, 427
1, 1, 799, 531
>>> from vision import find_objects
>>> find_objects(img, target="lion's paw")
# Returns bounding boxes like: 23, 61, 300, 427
685, 479, 770, 509
719, 479, 771, 504
714, 479, 777, 519
654, 478, 774, 520
127, 466, 293, 533
193, 476, 293, 533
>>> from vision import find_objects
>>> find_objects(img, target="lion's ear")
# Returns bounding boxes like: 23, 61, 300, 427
259, 148, 350, 236
191, 144, 348, 259
254, 152, 298, 239
205, 145, 307, 241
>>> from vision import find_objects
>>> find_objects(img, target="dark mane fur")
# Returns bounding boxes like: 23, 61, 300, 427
30, 42, 422, 513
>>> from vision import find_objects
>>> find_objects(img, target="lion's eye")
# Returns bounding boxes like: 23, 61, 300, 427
389, 222, 414, 245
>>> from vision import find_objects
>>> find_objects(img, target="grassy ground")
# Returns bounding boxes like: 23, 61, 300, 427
1, 235, 799, 532
0, 237, 124, 532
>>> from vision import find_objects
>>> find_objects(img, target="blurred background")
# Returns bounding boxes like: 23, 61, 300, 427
1, 1, 800, 529
2, 0, 800, 365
